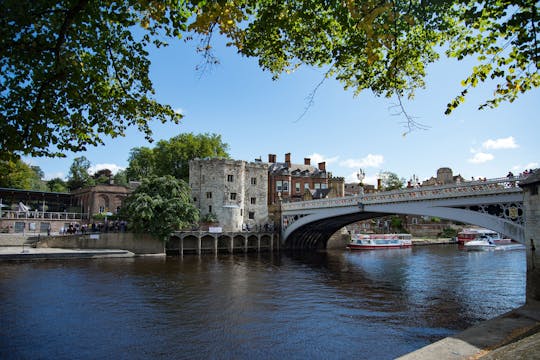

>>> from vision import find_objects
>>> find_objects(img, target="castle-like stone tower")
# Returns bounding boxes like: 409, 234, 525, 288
189, 158, 269, 232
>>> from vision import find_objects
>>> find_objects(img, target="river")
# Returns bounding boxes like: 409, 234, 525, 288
0, 245, 525, 359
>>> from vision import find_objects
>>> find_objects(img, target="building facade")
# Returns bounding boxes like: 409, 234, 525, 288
189, 158, 269, 232
267, 153, 331, 204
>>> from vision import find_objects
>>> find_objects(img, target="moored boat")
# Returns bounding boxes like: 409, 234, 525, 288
347, 233, 412, 250
457, 228, 512, 245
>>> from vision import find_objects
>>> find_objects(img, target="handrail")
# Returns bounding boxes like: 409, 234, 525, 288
282, 175, 525, 211
0, 210, 89, 220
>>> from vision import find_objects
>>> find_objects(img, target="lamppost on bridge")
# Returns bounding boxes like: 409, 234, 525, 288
357, 169, 365, 195
410, 174, 419, 188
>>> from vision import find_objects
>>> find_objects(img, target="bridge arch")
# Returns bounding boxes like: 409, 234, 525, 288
281, 177, 525, 250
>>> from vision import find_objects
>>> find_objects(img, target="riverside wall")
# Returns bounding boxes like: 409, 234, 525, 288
37, 232, 164, 254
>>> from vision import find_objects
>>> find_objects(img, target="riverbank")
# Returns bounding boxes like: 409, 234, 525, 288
412, 237, 456, 246
398, 300, 540, 359
0, 246, 138, 260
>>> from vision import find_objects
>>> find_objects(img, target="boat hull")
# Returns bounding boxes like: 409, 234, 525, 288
347, 244, 412, 250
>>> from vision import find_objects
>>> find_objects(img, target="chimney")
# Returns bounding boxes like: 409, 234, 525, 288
285, 153, 291, 167
268, 154, 276, 163
377, 178, 382, 190
304, 158, 311, 166
318, 162, 326, 171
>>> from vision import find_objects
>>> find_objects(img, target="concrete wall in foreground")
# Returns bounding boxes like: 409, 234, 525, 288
37, 232, 164, 254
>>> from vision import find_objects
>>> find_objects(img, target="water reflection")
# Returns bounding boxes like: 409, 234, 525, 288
0, 246, 525, 360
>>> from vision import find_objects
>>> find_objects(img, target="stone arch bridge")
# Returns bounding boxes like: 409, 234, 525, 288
281, 177, 525, 250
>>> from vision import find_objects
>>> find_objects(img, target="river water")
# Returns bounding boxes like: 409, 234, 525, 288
0, 245, 525, 359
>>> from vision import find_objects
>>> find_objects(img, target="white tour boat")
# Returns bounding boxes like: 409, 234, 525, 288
347, 234, 413, 250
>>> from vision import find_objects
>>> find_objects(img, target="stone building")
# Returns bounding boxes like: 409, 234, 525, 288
71, 184, 132, 216
189, 158, 269, 232
518, 169, 540, 302
420, 167, 465, 187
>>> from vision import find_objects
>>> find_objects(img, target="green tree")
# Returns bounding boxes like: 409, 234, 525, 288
379, 171, 404, 191
93, 168, 113, 185
67, 156, 95, 190
153, 133, 230, 180
2, 1, 537, 160
125, 147, 155, 182
1, 0, 188, 160
0, 159, 39, 189
47, 177, 69, 193
121, 175, 199, 241
113, 170, 129, 187
126, 133, 230, 181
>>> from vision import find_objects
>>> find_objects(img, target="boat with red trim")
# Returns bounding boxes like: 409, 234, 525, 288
457, 228, 512, 245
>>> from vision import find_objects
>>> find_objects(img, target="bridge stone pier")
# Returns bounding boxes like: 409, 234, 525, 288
281, 173, 540, 302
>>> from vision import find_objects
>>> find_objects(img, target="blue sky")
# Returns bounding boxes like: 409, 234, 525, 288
27, 34, 539, 187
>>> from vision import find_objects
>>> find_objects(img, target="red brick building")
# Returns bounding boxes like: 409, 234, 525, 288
267, 153, 343, 204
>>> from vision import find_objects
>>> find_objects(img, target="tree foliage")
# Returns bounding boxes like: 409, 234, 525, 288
66, 156, 95, 190
1, 0, 188, 160
0, 159, 46, 190
379, 171, 404, 191
190, 0, 539, 121
126, 133, 230, 181
2, 1, 538, 160
121, 175, 199, 241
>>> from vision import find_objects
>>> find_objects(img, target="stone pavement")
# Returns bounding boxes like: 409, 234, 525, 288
0, 246, 135, 260
398, 301, 540, 359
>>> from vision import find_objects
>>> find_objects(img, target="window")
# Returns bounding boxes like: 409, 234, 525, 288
283, 181, 289, 191
276, 180, 283, 191
248, 211, 255, 220
209, 205, 212, 213
230, 193, 237, 200
206, 192, 212, 199
322, 183, 328, 189
295, 182, 301, 193
193, 197, 197, 203
532, 185, 538, 195
251, 177, 257, 185
314, 183, 321, 189
227, 174, 234, 182
304, 183, 310, 190
251, 197, 256, 204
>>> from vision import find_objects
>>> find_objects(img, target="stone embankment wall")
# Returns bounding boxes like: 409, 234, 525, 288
37, 233, 164, 254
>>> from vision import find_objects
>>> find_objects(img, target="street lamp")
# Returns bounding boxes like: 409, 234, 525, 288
357, 169, 365, 195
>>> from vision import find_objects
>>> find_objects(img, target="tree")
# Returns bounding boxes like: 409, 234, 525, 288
379, 171, 404, 191
191, 1, 539, 131
121, 175, 199, 241
1, 0, 188, 160
47, 177, 68, 193
152, 133, 230, 180
93, 168, 113, 185
66, 156, 94, 190
125, 147, 156, 182
113, 170, 129, 187
0, 159, 42, 190
2, 1, 538, 160
126, 133, 230, 181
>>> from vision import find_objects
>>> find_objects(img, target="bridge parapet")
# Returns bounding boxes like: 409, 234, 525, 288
282, 176, 524, 212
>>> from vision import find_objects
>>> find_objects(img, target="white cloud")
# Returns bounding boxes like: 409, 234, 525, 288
340, 154, 384, 168
512, 162, 539, 172
482, 136, 518, 150
44, 172, 66, 181
468, 152, 494, 164
88, 163, 125, 175
344, 172, 378, 186
307, 153, 339, 165
174, 107, 185, 115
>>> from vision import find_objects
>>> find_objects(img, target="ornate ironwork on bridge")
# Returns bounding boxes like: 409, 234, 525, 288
280, 176, 526, 249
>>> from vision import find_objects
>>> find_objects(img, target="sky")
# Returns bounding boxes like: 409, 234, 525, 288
25, 33, 539, 187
